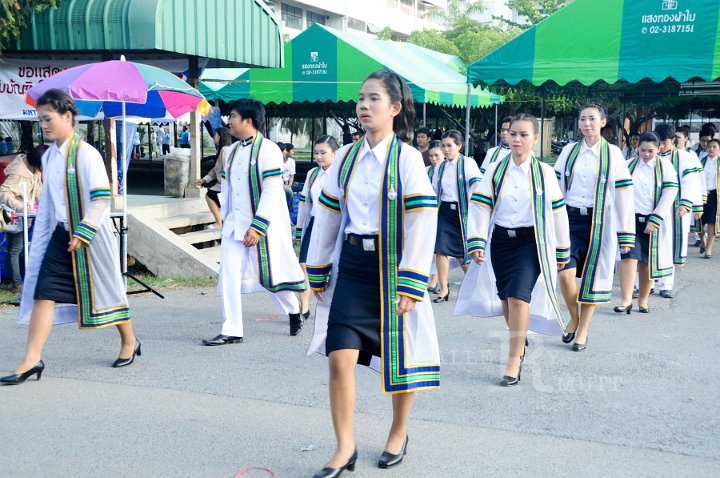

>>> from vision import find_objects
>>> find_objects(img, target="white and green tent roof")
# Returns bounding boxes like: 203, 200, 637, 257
200, 24, 502, 108
468, 0, 720, 87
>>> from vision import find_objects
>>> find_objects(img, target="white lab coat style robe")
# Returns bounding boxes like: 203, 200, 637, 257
663, 148, 704, 265
455, 156, 571, 335
306, 135, 441, 394
295, 166, 325, 243
480, 145, 511, 174
219, 135, 304, 294
19, 135, 129, 328
626, 157, 678, 279
554, 139, 635, 304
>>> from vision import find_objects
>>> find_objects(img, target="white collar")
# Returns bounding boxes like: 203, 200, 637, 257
509, 157, 532, 173
640, 157, 657, 168
580, 139, 601, 156
359, 133, 393, 164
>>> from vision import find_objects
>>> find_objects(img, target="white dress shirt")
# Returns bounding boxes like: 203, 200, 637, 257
705, 156, 718, 191
45, 138, 70, 224
632, 157, 657, 215
222, 142, 255, 241
309, 168, 328, 218
439, 158, 460, 202
565, 140, 601, 208
344, 134, 392, 235
493, 158, 534, 228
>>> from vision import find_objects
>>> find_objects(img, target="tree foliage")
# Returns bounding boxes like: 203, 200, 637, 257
406, 29, 460, 57
0, 0, 58, 53
424, 0, 487, 29
498, 0, 569, 28
377, 26, 393, 41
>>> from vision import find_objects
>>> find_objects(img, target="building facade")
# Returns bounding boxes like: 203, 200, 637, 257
264, 0, 448, 39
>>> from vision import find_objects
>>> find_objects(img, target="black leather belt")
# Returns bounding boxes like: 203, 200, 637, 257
346, 234, 379, 252
567, 206, 594, 216
494, 225, 534, 238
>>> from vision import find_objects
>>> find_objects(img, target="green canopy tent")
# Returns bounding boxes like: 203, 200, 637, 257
201, 24, 502, 129
466, 0, 720, 155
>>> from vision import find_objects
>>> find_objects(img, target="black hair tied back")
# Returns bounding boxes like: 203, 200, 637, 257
36, 88, 79, 124
364, 69, 416, 143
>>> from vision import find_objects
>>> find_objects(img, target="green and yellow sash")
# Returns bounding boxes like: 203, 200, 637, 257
562, 139, 613, 303
226, 133, 304, 292
437, 155, 472, 264
64, 134, 130, 328
337, 136, 440, 394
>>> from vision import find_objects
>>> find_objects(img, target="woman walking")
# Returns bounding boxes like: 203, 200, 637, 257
1, 89, 138, 385
296, 135, 338, 320
197, 126, 233, 230
431, 130, 481, 303
306, 70, 440, 477
614, 132, 678, 314
554, 104, 635, 351
701, 139, 720, 258
455, 114, 570, 386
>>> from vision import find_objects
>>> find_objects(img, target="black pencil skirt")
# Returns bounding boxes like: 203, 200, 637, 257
34, 225, 78, 304
435, 201, 465, 258
298, 217, 314, 264
490, 225, 540, 303
326, 237, 382, 366
566, 207, 593, 277
621, 214, 650, 263
703, 191, 717, 225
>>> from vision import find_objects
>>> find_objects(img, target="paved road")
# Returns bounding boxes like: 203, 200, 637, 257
1, 253, 719, 477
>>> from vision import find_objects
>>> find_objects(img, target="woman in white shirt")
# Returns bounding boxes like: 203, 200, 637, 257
306, 70, 440, 477
296, 135, 338, 320
701, 139, 720, 258
1, 89, 138, 385
430, 130, 481, 302
455, 114, 570, 386
554, 104, 635, 352
614, 132, 678, 314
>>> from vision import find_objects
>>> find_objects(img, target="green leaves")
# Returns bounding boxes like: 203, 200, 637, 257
0, 0, 58, 53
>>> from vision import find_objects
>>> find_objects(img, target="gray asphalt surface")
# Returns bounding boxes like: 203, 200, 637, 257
1, 253, 719, 477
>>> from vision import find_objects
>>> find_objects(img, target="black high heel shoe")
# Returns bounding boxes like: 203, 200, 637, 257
562, 327, 577, 344
432, 292, 450, 303
313, 448, 358, 478
378, 436, 408, 469
112, 339, 141, 368
572, 337, 588, 352
427, 285, 440, 294
302, 309, 311, 320
0, 360, 45, 385
614, 304, 632, 314
638, 306, 649, 313
500, 364, 522, 387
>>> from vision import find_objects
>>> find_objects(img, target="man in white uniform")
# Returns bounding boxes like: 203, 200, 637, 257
202, 99, 306, 346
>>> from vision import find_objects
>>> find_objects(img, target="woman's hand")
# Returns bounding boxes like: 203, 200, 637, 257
195, 179, 204, 187
396, 295, 417, 316
678, 206, 690, 217
67, 237, 86, 253
644, 223, 657, 235
471, 250, 485, 265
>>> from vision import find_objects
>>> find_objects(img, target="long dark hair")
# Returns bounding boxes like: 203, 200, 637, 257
214, 127, 232, 148
363, 69, 415, 143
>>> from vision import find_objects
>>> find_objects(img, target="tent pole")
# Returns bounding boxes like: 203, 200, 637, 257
494, 104, 498, 147
621, 102, 626, 148
540, 88, 546, 160
423, 102, 427, 127
464, 83, 471, 154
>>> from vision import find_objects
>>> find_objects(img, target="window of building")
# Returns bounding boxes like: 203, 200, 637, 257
281, 4, 303, 30
348, 17, 365, 31
306, 10, 326, 26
